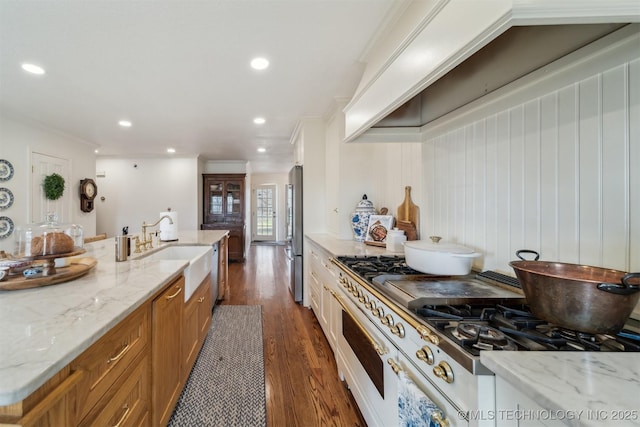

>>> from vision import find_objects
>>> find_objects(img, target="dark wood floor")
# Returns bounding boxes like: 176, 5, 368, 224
221, 244, 367, 427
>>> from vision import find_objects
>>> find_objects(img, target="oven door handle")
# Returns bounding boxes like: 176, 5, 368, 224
331, 290, 388, 356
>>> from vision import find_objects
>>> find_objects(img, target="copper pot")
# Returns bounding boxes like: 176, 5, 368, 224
509, 250, 640, 334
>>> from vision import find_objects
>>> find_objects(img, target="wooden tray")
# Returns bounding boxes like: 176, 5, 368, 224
0, 257, 98, 291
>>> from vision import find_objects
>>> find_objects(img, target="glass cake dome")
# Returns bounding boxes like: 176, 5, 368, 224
13, 213, 84, 258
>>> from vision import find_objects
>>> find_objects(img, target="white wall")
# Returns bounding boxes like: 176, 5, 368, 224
250, 173, 288, 242
95, 157, 199, 237
419, 26, 639, 275
0, 114, 97, 253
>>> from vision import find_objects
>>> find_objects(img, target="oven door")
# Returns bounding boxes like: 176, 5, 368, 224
393, 353, 468, 427
334, 289, 398, 426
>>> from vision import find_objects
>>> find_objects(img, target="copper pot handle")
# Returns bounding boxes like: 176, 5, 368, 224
515, 249, 540, 261
597, 273, 640, 295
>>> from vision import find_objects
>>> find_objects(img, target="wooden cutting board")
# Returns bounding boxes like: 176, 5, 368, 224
396, 220, 418, 241
397, 186, 419, 240
0, 257, 97, 291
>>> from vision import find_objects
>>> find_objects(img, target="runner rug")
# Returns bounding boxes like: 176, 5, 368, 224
169, 305, 266, 427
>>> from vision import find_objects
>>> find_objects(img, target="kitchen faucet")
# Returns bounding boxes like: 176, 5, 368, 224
133, 215, 174, 253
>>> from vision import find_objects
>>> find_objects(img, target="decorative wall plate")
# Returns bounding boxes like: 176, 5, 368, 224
0, 160, 14, 182
0, 188, 14, 210
0, 216, 14, 239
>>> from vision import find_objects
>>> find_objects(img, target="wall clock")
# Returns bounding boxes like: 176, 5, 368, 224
80, 178, 97, 212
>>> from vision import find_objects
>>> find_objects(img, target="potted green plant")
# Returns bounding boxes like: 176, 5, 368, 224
43, 173, 65, 200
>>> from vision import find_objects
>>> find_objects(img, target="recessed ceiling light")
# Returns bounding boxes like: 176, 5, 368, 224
118, 120, 132, 127
167, 148, 176, 154
250, 57, 269, 70
253, 117, 266, 125
21, 63, 45, 75
257, 147, 266, 153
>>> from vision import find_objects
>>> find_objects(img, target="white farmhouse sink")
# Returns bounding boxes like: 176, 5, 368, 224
140, 245, 213, 301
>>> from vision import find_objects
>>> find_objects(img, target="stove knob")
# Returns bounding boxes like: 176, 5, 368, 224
387, 358, 401, 375
381, 314, 394, 326
417, 325, 441, 346
431, 411, 450, 427
433, 361, 454, 384
416, 346, 434, 365
390, 322, 405, 338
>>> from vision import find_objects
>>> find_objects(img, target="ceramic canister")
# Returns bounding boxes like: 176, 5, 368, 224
350, 195, 376, 242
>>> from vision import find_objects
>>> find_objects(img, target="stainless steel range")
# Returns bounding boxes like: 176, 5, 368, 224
331, 255, 640, 427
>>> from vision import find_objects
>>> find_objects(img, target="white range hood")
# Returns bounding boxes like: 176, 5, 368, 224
343, 0, 640, 143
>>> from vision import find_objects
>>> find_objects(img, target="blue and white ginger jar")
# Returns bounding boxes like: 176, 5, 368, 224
351, 194, 376, 242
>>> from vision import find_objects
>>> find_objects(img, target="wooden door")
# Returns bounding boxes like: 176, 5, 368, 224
31, 152, 70, 223
151, 277, 184, 427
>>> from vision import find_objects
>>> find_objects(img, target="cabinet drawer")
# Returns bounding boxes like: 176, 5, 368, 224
72, 304, 150, 422
309, 271, 321, 316
79, 353, 150, 427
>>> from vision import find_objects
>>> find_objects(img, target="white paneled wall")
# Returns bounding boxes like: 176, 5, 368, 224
374, 143, 423, 231
422, 28, 639, 275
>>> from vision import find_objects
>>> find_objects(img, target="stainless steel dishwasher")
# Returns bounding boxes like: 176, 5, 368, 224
210, 242, 219, 303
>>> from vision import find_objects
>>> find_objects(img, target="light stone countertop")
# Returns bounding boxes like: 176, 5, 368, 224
0, 230, 228, 406
305, 233, 402, 257
481, 352, 640, 426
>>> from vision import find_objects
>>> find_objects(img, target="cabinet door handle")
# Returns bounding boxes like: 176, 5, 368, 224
331, 290, 387, 356
165, 286, 183, 300
107, 343, 130, 364
198, 296, 205, 303
113, 403, 130, 427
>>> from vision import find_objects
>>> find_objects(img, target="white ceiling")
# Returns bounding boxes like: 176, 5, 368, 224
0, 0, 400, 173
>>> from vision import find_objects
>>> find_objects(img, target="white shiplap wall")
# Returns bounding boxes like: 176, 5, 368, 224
421, 26, 639, 275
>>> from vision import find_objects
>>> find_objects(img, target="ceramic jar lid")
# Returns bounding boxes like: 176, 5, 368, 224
354, 194, 375, 212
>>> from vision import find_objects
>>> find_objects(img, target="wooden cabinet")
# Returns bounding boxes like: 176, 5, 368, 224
0, 254, 225, 427
78, 354, 150, 427
72, 304, 150, 426
182, 276, 213, 381
151, 276, 184, 427
202, 174, 246, 262
0, 305, 151, 427
217, 234, 229, 300
0, 368, 82, 427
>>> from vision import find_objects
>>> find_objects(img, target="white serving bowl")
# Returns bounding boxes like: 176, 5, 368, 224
404, 239, 480, 275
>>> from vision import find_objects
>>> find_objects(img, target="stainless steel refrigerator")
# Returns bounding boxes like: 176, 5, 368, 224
287, 165, 303, 302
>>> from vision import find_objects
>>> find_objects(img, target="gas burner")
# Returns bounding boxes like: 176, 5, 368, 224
451, 322, 518, 351
417, 304, 491, 320
336, 255, 423, 282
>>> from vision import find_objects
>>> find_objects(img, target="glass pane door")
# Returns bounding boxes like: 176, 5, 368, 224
226, 182, 242, 215
255, 184, 276, 240
209, 183, 223, 215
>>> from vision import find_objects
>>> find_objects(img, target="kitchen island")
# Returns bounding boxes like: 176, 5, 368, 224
0, 230, 227, 411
